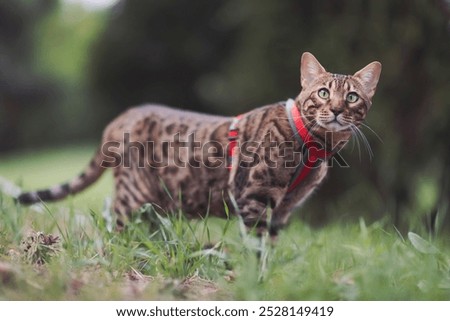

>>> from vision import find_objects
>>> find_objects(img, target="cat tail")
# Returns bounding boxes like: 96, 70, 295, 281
17, 148, 107, 205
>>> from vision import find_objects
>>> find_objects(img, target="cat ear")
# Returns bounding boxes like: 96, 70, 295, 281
353, 61, 382, 100
300, 52, 327, 88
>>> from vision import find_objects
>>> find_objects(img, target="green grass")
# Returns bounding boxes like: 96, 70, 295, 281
0, 145, 449, 300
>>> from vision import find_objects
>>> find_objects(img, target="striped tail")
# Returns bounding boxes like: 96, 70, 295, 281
17, 149, 106, 205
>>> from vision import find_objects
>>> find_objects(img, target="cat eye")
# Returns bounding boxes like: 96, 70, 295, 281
318, 88, 330, 99
346, 92, 359, 103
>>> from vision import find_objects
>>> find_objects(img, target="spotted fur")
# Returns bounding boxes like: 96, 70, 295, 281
17, 52, 381, 235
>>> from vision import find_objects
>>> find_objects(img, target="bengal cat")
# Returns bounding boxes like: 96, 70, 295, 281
17, 52, 381, 237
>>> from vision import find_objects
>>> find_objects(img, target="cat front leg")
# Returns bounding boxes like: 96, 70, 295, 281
230, 166, 287, 237
236, 195, 272, 236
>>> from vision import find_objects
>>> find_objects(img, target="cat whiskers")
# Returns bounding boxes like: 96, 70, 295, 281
349, 123, 374, 161
308, 120, 322, 137
286, 118, 318, 142
274, 113, 313, 141
360, 122, 383, 144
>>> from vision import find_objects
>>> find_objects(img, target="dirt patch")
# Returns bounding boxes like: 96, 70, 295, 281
177, 276, 222, 299
121, 271, 229, 300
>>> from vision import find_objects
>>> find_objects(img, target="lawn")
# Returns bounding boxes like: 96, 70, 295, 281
0, 145, 449, 300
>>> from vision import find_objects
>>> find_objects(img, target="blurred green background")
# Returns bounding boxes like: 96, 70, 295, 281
0, 0, 449, 231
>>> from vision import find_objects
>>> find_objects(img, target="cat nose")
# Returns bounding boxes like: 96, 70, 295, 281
330, 107, 343, 116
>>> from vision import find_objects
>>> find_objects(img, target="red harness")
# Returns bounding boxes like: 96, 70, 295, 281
226, 114, 243, 170
227, 99, 334, 193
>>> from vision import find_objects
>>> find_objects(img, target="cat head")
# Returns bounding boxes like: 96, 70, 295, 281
297, 52, 381, 134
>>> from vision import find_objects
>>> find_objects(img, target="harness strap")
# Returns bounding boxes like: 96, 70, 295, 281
226, 114, 243, 170
285, 99, 333, 192
226, 99, 334, 194
286, 99, 314, 146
